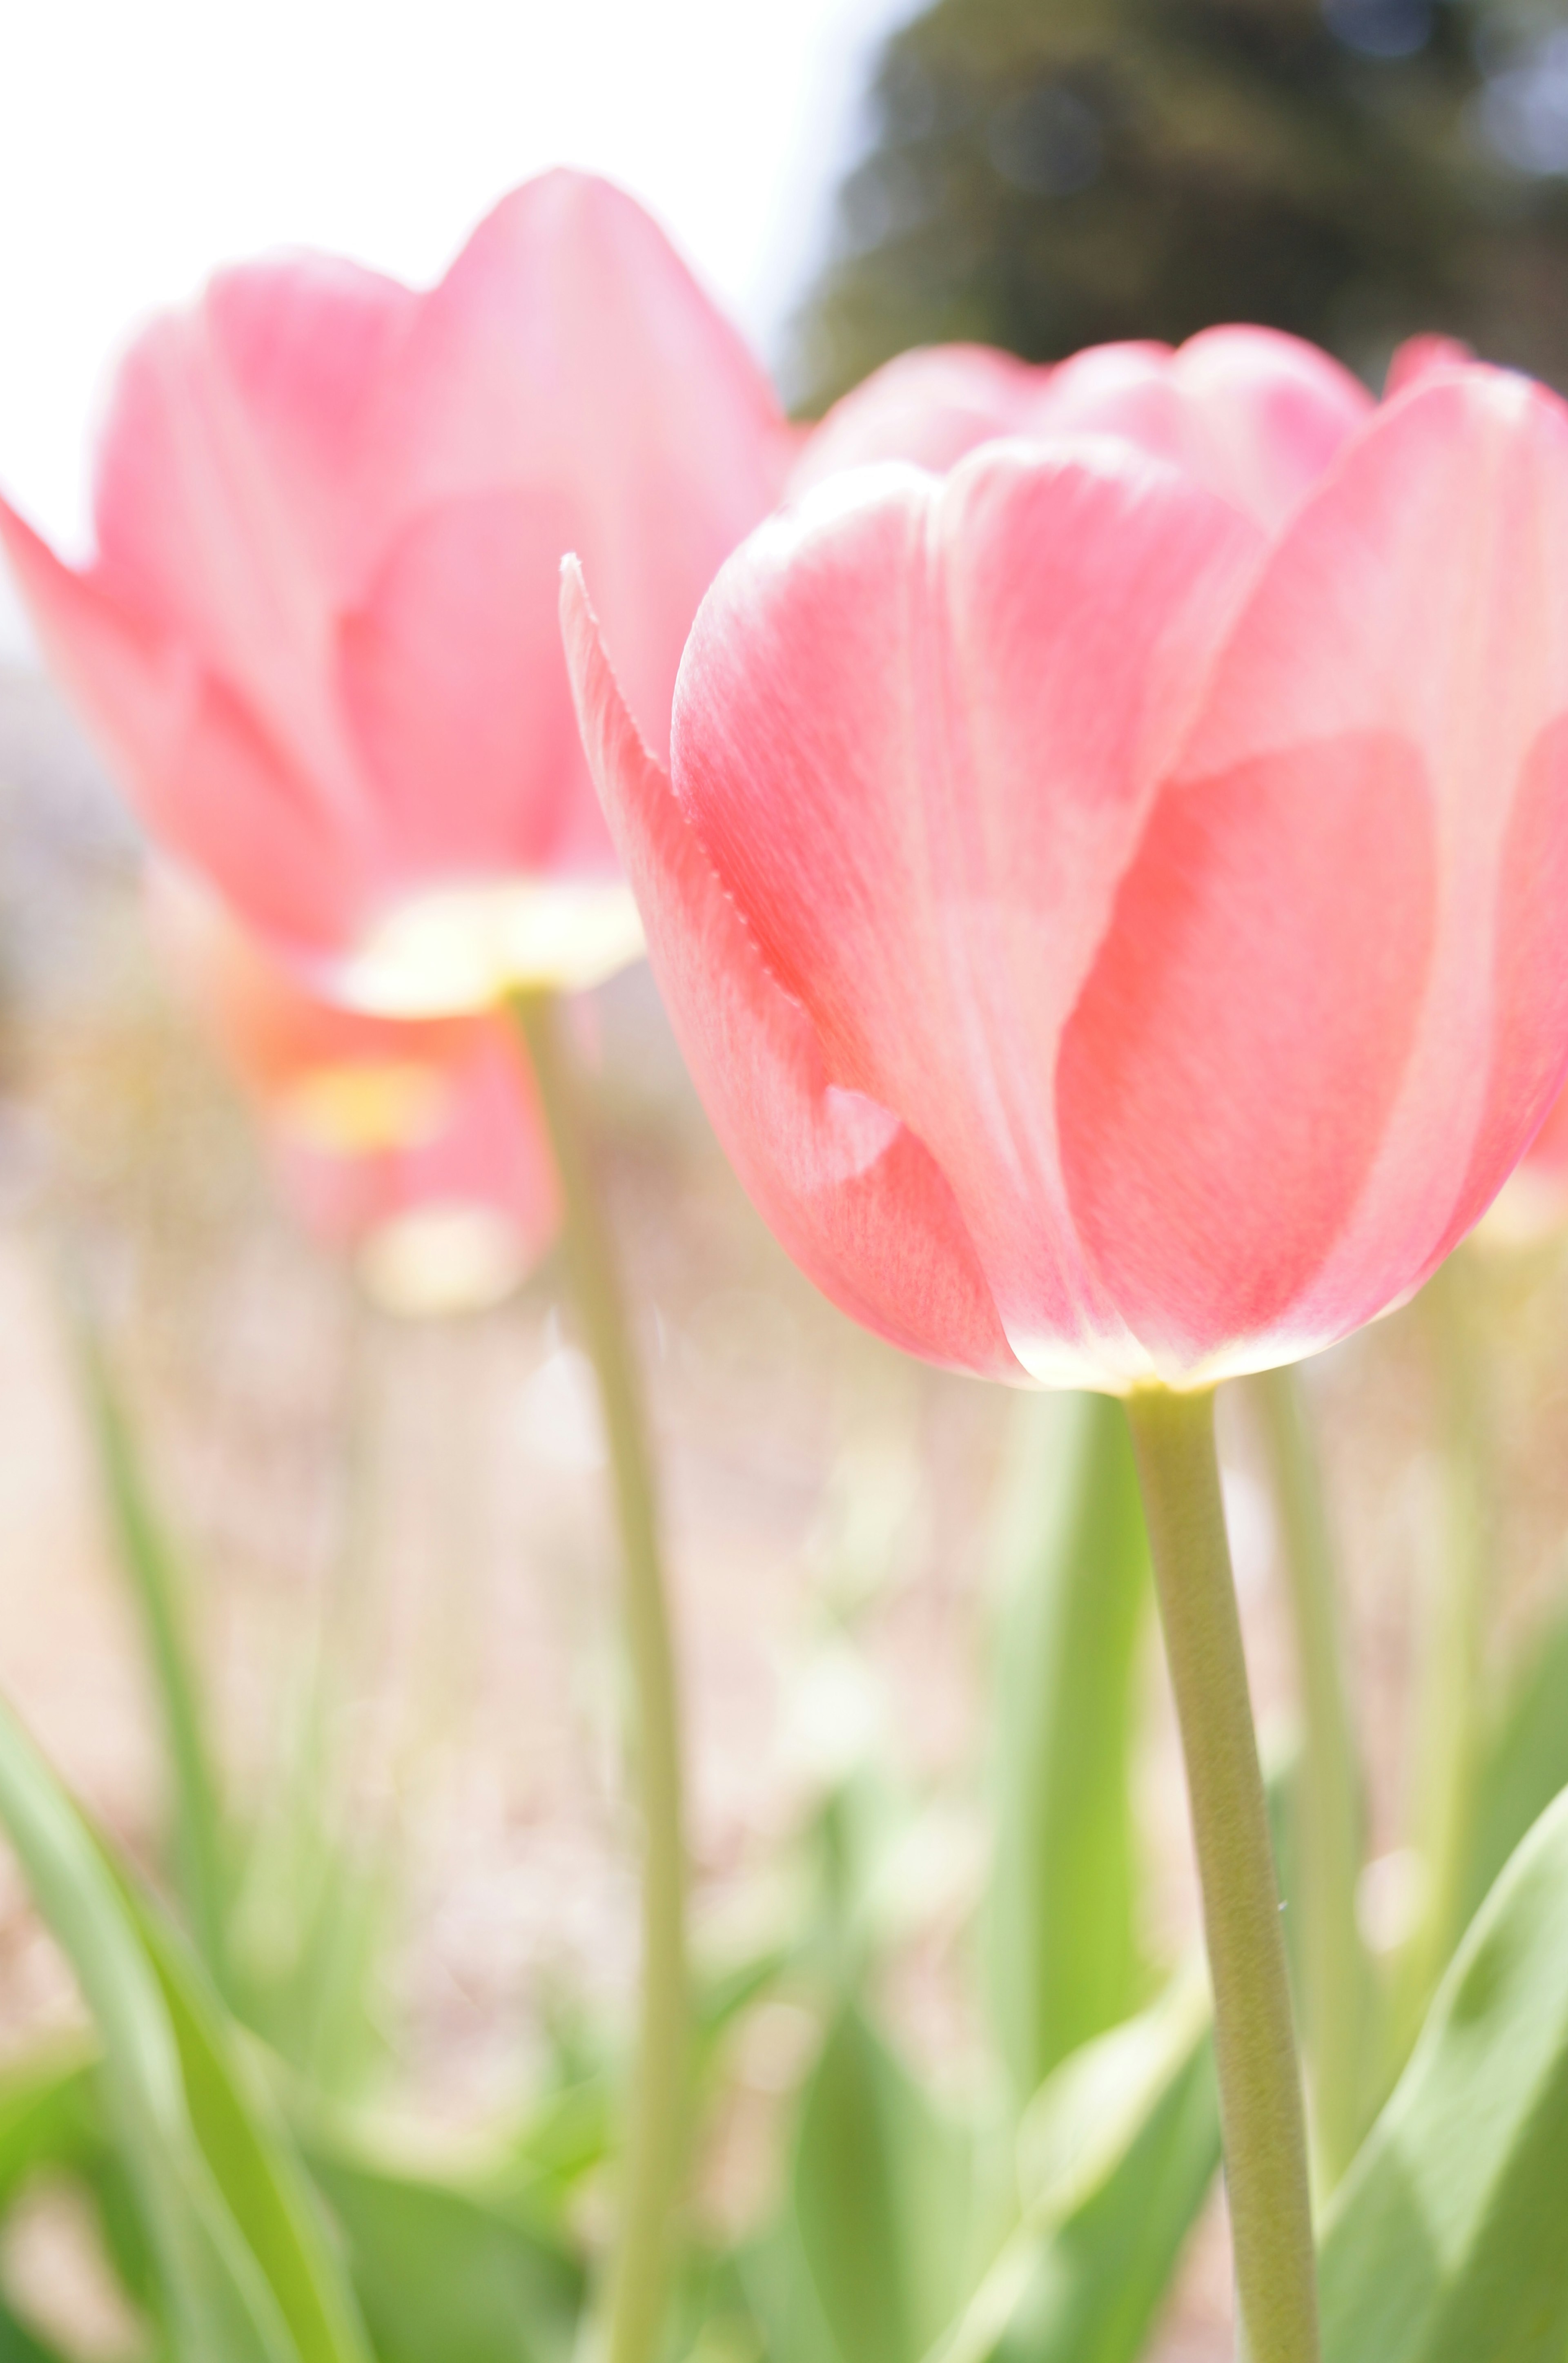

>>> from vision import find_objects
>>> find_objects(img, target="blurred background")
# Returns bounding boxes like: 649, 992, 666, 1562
5, 3, 1568, 2358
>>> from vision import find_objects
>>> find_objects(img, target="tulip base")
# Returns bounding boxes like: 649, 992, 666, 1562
1123, 1384, 1319, 2363
510, 990, 688, 2363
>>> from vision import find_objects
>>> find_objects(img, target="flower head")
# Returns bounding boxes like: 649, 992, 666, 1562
565, 330, 1568, 1390
2, 172, 792, 1013
153, 871, 558, 1313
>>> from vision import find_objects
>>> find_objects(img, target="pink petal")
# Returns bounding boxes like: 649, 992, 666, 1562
276, 1023, 559, 1265
91, 261, 411, 796
1061, 365, 1568, 1372
562, 558, 1023, 1380
149, 865, 472, 1097
1057, 732, 1436, 1372
795, 329, 1369, 531
1032, 328, 1373, 529
1383, 334, 1473, 399
363, 171, 793, 764
153, 672, 370, 955
0, 493, 185, 781
2, 489, 368, 958
791, 344, 1052, 491
672, 446, 1263, 1384
337, 488, 616, 892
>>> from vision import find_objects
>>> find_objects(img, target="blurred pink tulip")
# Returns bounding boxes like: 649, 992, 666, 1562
566, 340, 1568, 1390
792, 325, 1375, 529
1, 172, 793, 1014
274, 1032, 559, 1315
154, 872, 558, 1311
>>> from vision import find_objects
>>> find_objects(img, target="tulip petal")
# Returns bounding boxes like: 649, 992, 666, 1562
1383, 334, 1472, 400
1, 490, 360, 957
365, 172, 793, 764
1062, 367, 1568, 1373
562, 559, 1024, 1380
793, 328, 1371, 533
0, 493, 183, 779
88, 267, 414, 834
94, 255, 416, 627
275, 1023, 560, 1312
1057, 732, 1436, 1373
338, 488, 615, 888
156, 673, 370, 955
674, 447, 1263, 1383
1032, 328, 1373, 530
791, 345, 1053, 491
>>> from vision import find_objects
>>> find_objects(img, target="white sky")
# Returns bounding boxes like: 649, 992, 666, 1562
0, 0, 910, 659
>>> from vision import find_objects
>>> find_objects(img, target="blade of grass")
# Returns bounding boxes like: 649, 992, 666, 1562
120, 1888, 376, 2363
66, 1295, 229, 1994
982, 1392, 1151, 2105
1320, 1786, 1568, 2361
0, 1689, 293, 2361
927, 1968, 1218, 2363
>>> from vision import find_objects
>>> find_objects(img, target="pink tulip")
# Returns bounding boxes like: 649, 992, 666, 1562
153, 872, 558, 1310
792, 326, 1375, 529
0, 172, 792, 1014
273, 1030, 559, 1315
564, 336, 1568, 1390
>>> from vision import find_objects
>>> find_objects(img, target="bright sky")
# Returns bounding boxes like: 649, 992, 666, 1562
0, 0, 910, 658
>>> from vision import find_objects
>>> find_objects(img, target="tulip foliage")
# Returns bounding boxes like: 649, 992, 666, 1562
2, 169, 1568, 2363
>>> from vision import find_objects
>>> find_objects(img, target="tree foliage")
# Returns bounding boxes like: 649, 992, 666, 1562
790, 0, 1568, 407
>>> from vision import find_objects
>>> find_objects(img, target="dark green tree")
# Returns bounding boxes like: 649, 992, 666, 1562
789, 0, 1568, 408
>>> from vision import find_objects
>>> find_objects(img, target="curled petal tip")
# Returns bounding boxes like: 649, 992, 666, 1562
1384, 334, 1474, 401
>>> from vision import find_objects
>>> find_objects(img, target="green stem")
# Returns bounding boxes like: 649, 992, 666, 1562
510, 990, 687, 2363
1250, 1365, 1373, 2194
1124, 1385, 1318, 2363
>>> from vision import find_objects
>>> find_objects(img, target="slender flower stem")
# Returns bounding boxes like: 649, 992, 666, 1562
1124, 1385, 1319, 2363
510, 990, 687, 2363
1249, 1364, 1372, 2194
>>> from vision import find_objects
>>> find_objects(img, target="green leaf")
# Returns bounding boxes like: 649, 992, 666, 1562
304, 2148, 583, 2363
1462, 1589, 1568, 1932
0, 2055, 114, 2363
70, 1303, 229, 1991
123, 1894, 375, 2363
982, 1392, 1150, 2102
0, 2049, 100, 2209
0, 1688, 368, 2363
0, 2296, 74, 2363
791, 2002, 974, 2363
230, 1804, 394, 2104
928, 1970, 1218, 2363
494, 2078, 614, 2231
1320, 1786, 1568, 2363
734, 2216, 840, 2363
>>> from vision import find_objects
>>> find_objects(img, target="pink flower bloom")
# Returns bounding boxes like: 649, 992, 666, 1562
153, 872, 558, 1311
1, 172, 792, 1013
274, 1032, 558, 1315
792, 326, 1374, 531
564, 335, 1568, 1390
